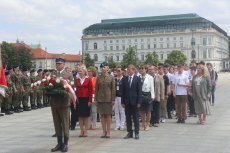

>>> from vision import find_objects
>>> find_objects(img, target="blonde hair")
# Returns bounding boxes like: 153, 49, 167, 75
79, 64, 88, 76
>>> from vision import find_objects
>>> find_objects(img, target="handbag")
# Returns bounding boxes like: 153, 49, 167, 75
142, 92, 152, 105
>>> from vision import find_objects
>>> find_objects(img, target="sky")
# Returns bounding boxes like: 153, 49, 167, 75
0, 0, 230, 54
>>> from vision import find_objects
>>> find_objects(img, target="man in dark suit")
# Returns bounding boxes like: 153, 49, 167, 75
50, 58, 73, 152
121, 64, 142, 140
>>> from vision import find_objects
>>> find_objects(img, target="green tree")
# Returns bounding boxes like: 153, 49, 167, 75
108, 58, 117, 69
121, 47, 137, 68
165, 50, 187, 65
1, 42, 32, 69
84, 53, 95, 68
144, 52, 159, 65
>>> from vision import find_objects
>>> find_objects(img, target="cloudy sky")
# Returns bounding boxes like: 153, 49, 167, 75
0, 0, 229, 54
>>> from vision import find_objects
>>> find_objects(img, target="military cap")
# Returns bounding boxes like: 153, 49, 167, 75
37, 69, 43, 73
56, 58, 65, 63
22, 67, 28, 72
30, 69, 35, 73
100, 62, 108, 68
43, 69, 48, 73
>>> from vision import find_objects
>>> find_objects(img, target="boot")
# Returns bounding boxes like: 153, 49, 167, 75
61, 137, 68, 152
5, 109, 14, 115
51, 137, 62, 152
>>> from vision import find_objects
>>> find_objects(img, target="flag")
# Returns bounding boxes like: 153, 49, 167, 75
0, 64, 8, 97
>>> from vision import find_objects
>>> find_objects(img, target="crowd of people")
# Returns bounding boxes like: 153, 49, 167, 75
0, 58, 218, 152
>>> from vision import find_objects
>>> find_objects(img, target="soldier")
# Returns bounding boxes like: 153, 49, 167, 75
35, 69, 44, 108
11, 66, 23, 113
50, 58, 73, 152
30, 69, 37, 110
4, 70, 14, 115
42, 69, 50, 107
21, 68, 31, 111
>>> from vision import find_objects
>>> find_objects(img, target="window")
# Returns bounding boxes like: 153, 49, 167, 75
141, 55, 144, 60
85, 43, 88, 50
154, 44, 156, 48
105, 56, 108, 61
94, 54, 98, 61
180, 43, 183, 48
116, 46, 119, 50
203, 49, 207, 59
104, 46, 107, 51
160, 44, 163, 48
160, 38, 163, 41
141, 39, 144, 42
116, 55, 119, 61
128, 39, 131, 43
191, 38, 195, 46
180, 37, 183, 40
122, 45, 125, 50
147, 38, 150, 42
167, 43, 169, 48
94, 43, 97, 50
173, 37, 176, 40
174, 43, 176, 48
104, 40, 107, 43
110, 46, 113, 51
141, 45, 144, 49
135, 39, 137, 42
122, 40, 125, 43
208, 37, 211, 45
110, 40, 113, 43
160, 54, 163, 60
208, 49, 212, 58
167, 37, 169, 41
116, 40, 119, 43
148, 44, 150, 49
154, 38, 156, 41
203, 38, 207, 46
135, 45, 137, 49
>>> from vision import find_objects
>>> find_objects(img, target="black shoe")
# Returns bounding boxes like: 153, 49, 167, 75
70, 126, 75, 130
181, 119, 185, 123
134, 134, 139, 140
14, 109, 20, 113
177, 119, 181, 123
52, 133, 57, 137
23, 107, 31, 111
51, 144, 62, 152
31, 105, 37, 110
61, 137, 68, 152
0, 113, 4, 117
124, 133, 133, 139
5, 110, 13, 115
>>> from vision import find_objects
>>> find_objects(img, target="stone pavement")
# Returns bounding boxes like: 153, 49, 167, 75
0, 73, 230, 153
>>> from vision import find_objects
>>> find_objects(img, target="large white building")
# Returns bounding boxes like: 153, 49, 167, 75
82, 13, 229, 71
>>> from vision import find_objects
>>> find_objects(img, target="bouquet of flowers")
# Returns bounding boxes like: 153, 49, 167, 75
31, 75, 77, 107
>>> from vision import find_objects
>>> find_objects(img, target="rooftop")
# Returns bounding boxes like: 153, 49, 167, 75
83, 13, 227, 36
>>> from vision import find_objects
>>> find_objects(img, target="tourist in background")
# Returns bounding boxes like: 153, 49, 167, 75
207, 63, 218, 106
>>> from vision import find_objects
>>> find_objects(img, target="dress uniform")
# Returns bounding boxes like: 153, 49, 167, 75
4, 70, 14, 115
50, 58, 73, 152
21, 68, 31, 111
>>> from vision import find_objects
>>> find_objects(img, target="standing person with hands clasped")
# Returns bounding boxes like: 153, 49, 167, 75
75, 64, 93, 137
95, 62, 115, 138
122, 64, 142, 140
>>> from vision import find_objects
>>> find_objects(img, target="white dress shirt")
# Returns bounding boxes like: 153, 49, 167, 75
173, 71, 189, 95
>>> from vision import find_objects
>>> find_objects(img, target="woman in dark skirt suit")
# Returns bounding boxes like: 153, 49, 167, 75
75, 64, 93, 137
95, 62, 115, 138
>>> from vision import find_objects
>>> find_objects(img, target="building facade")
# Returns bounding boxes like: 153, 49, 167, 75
82, 13, 229, 71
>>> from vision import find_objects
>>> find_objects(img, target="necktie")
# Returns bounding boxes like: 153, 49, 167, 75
128, 76, 132, 87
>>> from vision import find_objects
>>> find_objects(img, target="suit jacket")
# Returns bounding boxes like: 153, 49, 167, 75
154, 74, 165, 102
121, 75, 142, 106
95, 74, 115, 103
50, 69, 74, 107
75, 77, 93, 103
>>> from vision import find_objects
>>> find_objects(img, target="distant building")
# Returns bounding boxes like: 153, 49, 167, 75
82, 13, 229, 71
13, 42, 81, 70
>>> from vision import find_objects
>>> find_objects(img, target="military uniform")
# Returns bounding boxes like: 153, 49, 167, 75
4, 74, 14, 115
30, 72, 37, 109
21, 71, 31, 111
11, 71, 23, 112
50, 58, 73, 152
35, 74, 43, 108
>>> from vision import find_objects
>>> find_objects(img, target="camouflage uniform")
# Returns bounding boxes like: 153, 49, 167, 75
21, 72, 31, 111
30, 74, 36, 109
35, 75, 43, 108
4, 75, 14, 114
11, 72, 23, 112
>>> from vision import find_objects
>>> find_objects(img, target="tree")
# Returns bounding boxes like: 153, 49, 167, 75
84, 53, 95, 68
144, 52, 159, 65
121, 47, 137, 68
108, 58, 117, 69
165, 50, 187, 65
1, 41, 32, 69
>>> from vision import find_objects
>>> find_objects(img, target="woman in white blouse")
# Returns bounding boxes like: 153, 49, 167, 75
139, 65, 155, 131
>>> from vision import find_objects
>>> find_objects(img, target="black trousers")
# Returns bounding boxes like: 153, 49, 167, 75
70, 103, 78, 128
151, 101, 160, 124
167, 93, 175, 114
125, 103, 139, 135
188, 95, 196, 115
